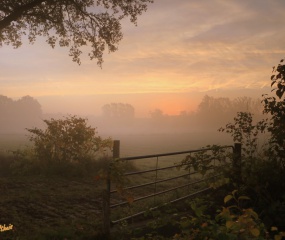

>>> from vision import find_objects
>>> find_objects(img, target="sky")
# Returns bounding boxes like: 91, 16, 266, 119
1, 0, 285, 117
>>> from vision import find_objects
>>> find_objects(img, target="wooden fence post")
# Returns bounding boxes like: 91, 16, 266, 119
233, 143, 242, 186
102, 140, 120, 238
113, 140, 120, 159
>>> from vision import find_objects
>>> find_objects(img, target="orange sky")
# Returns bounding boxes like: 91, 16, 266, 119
1, 0, 285, 117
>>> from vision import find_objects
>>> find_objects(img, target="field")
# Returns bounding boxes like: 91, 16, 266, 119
108, 130, 233, 157
0, 175, 107, 239
0, 131, 233, 239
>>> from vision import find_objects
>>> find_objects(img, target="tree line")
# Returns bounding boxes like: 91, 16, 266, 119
0, 95, 42, 133
0, 94, 264, 134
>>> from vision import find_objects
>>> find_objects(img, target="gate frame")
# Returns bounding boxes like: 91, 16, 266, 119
103, 141, 241, 236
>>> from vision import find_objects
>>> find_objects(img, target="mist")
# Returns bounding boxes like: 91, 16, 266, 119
0, 87, 269, 157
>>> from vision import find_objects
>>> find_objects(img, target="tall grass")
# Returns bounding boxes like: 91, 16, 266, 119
0, 150, 114, 178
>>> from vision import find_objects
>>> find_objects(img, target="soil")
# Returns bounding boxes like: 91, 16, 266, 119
0, 176, 106, 239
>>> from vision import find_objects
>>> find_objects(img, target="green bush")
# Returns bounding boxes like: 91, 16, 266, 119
0, 115, 113, 178
26, 115, 112, 164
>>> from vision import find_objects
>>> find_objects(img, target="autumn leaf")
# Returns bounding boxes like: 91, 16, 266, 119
224, 195, 233, 204
250, 228, 260, 237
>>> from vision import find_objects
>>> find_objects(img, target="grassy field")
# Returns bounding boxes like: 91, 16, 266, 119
0, 132, 232, 239
111, 131, 233, 157
0, 134, 31, 152
0, 175, 107, 239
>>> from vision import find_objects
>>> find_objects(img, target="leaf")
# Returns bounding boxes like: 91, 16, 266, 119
226, 220, 234, 228
250, 228, 260, 237
238, 196, 250, 201
276, 89, 283, 99
275, 235, 282, 240
271, 226, 278, 231
271, 80, 276, 86
224, 195, 233, 204
247, 208, 259, 219
232, 189, 238, 197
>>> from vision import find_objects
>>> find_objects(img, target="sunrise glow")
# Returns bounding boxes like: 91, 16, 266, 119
1, 0, 285, 117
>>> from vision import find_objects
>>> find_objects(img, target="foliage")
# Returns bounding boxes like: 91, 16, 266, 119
175, 191, 282, 240
270, 59, 285, 99
128, 192, 285, 240
8, 148, 113, 178
9, 148, 40, 176
262, 59, 285, 168
26, 115, 112, 164
217, 110, 285, 228
215, 59, 285, 231
0, 0, 153, 65
218, 112, 267, 159
102, 102, 135, 119
179, 145, 232, 188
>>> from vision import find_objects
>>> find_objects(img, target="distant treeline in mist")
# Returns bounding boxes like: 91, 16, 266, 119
94, 95, 264, 133
0, 94, 263, 135
0, 95, 42, 133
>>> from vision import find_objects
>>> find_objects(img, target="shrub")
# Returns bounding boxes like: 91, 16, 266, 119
26, 115, 112, 164
8, 115, 113, 177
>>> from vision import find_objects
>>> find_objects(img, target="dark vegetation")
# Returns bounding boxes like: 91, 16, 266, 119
111, 62, 285, 238
0, 60, 285, 239
0, 0, 153, 65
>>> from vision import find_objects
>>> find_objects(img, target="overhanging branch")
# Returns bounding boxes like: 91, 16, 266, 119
0, 0, 46, 31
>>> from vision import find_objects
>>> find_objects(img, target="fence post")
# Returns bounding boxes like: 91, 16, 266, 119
113, 140, 120, 159
233, 143, 242, 186
102, 140, 120, 238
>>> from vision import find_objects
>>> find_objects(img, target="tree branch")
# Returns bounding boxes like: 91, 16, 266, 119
0, 0, 46, 31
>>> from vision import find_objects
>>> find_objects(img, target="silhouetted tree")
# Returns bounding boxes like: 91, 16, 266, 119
0, 95, 14, 117
195, 95, 263, 129
149, 108, 164, 120
232, 97, 263, 117
16, 95, 42, 118
0, 0, 153, 65
0, 95, 42, 133
195, 95, 232, 127
102, 103, 135, 119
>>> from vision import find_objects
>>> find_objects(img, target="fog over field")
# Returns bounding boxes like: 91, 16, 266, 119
36, 87, 268, 117
0, 88, 269, 157
1, 0, 282, 158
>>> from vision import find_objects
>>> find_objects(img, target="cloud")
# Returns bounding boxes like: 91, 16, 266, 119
1, 0, 285, 98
